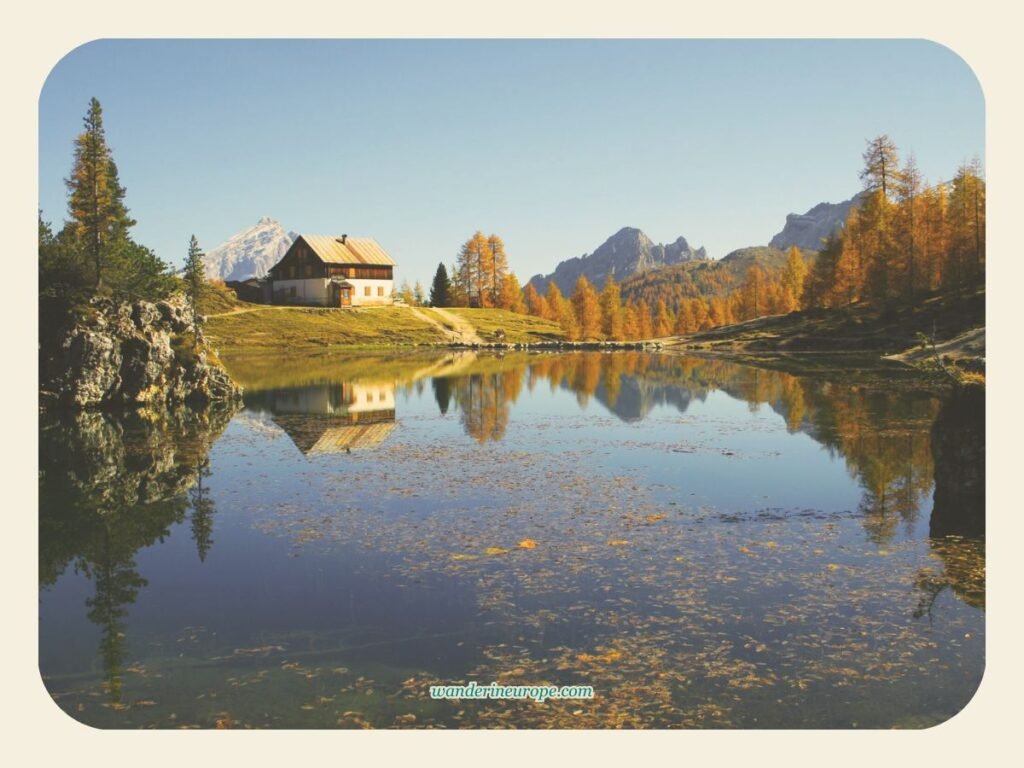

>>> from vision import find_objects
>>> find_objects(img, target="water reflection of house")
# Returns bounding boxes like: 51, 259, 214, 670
254, 381, 397, 455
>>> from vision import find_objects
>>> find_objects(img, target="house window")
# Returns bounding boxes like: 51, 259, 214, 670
377, 286, 384, 296
364, 286, 371, 296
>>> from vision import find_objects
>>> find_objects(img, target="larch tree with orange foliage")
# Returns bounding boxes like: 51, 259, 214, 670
636, 300, 654, 340
524, 282, 549, 318
545, 281, 568, 323
781, 247, 809, 312
653, 300, 674, 337
498, 272, 526, 313
599, 276, 625, 340
571, 276, 602, 340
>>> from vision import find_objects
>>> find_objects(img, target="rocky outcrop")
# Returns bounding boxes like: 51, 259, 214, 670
40, 296, 242, 409
528, 227, 707, 295
769, 193, 863, 252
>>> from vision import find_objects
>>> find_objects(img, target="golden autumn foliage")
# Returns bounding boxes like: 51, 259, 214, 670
510, 138, 983, 340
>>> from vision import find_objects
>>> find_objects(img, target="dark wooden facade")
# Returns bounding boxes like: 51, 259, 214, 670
269, 238, 394, 282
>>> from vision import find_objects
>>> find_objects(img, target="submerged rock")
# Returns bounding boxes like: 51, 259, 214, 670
40, 295, 242, 409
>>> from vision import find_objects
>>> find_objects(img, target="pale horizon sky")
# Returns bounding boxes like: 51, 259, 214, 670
39, 39, 984, 285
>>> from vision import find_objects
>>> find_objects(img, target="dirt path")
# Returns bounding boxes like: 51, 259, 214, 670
407, 307, 484, 345
423, 307, 485, 345
205, 305, 293, 318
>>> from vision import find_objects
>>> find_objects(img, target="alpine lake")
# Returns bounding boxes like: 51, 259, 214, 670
39, 349, 985, 729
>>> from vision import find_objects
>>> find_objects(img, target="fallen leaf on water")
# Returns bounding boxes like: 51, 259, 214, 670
484, 547, 510, 556
518, 539, 539, 549
645, 514, 666, 523
607, 540, 630, 547
450, 553, 479, 561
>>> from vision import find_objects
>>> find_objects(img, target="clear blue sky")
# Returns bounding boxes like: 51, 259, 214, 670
39, 39, 984, 284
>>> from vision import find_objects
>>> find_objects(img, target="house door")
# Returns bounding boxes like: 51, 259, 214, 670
340, 287, 352, 307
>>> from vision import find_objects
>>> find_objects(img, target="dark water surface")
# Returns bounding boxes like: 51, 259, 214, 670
39, 351, 984, 728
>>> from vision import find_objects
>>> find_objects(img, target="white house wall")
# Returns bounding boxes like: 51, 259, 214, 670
273, 278, 395, 306
350, 279, 394, 306
274, 278, 330, 305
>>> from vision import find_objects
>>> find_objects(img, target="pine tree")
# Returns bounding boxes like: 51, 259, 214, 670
429, 263, 451, 307
183, 235, 206, 346
65, 98, 136, 290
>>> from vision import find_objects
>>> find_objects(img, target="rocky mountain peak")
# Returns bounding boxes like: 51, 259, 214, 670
528, 227, 707, 295
769, 193, 863, 252
204, 218, 297, 282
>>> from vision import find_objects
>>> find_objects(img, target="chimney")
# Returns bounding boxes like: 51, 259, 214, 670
341, 234, 347, 244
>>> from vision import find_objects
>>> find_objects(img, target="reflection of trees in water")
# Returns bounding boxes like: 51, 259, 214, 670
913, 537, 985, 619
39, 404, 236, 700
189, 459, 215, 562
930, 386, 985, 538
436, 353, 980, 553
432, 377, 451, 416
451, 370, 523, 443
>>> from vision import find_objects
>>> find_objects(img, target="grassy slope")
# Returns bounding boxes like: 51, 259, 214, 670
671, 286, 985, 355
444, 308, 565, 343
205, 303, 565, 355
197, 281, 248, 315
205, 306, 450, 353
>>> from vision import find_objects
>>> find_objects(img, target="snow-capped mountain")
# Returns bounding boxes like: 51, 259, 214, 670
204, 217, 297, 281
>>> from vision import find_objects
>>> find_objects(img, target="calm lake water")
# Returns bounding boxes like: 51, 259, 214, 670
39, 350, 984, 729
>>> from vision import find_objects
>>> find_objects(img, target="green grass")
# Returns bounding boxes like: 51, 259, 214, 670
206, 306, 450, 353
206, 304, 566, 355
197, 281, 249, 315
443, 308, 564, 343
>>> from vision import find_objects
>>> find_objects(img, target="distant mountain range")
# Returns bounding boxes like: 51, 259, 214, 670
768, 193, 862, 252
520, 193, 859, 308
207, 193, 858, 293
204, 217, 296, 281
527, 227, 707, 295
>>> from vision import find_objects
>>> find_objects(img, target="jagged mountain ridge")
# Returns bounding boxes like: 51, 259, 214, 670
528, 227, 707, 295
769, 193, 863, 252
204, 217, 297, 282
